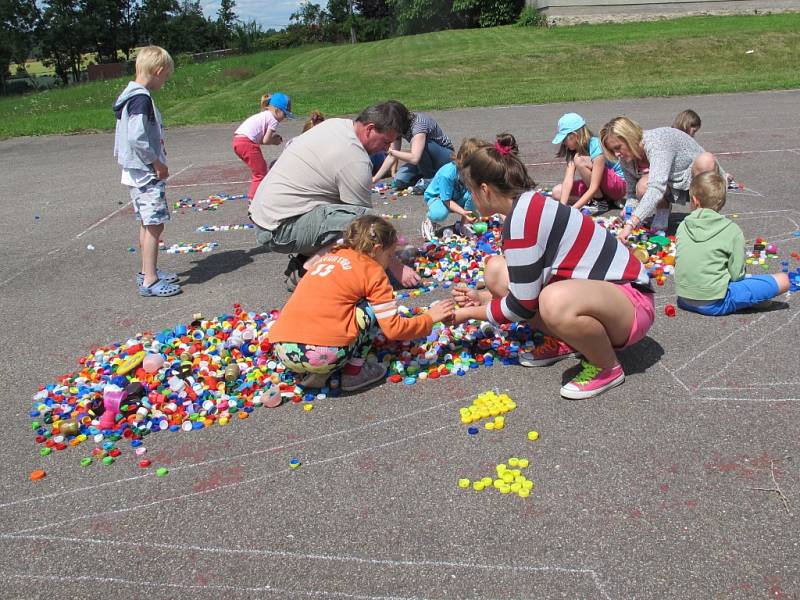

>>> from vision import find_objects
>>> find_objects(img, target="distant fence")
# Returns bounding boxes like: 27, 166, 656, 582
530, 0, 800, 18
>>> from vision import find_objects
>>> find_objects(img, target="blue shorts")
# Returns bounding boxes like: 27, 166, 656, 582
426, 196, 474, 223
677, 275, 780, 316
130, 180, 169, 226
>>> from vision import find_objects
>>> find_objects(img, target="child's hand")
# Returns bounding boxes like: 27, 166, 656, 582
427, 299, 455, 324
272, 134, 283, 145
153, 161, 169, 180
451, 285, 482, 307
463, 212, 478, 224
451, 307, 472, 325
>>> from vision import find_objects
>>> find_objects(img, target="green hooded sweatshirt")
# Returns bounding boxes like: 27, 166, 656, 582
675, 208, 745, 301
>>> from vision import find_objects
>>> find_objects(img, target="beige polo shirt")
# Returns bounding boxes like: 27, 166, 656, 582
249, 118, 373, 231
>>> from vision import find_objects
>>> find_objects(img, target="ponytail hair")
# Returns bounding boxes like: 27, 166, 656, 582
462, 139, 535, 199
260, 93, 272, 110
335, 215, 398, 257
495, 132, 519, 156
303, 110, 325, 133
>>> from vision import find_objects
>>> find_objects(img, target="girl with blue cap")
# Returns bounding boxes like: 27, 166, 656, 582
550, 112, 626, 215
232, 91, 294, 200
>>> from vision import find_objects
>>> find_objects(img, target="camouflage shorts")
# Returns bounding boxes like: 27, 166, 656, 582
130, 179, 170, 226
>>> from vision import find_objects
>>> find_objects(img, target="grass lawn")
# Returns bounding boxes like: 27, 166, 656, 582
1, 13, 799, 138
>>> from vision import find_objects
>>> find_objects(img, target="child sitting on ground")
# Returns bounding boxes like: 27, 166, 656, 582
113, 45, 179, 297
450, 136, 655, 400
675, 171, 790, 316
419, 136, 498, 240
232, 92, 294, 200
550, 112, 626, 214
268, 215, 455, 392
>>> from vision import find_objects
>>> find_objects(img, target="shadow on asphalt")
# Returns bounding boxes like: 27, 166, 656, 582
179, 244, 272, 285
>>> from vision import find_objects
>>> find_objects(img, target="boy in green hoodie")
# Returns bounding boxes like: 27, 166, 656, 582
675, 171, 789, 316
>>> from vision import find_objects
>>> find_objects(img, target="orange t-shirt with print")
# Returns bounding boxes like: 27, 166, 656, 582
268, 248, 433, 347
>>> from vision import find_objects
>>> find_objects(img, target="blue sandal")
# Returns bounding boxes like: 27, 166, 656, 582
137, 270, 178, 286
139, 278, 181, 297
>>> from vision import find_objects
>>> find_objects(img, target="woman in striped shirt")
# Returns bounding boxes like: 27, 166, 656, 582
451, 139, 655, 399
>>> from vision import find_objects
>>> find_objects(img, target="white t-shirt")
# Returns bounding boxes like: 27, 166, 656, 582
249, 118, 373, 231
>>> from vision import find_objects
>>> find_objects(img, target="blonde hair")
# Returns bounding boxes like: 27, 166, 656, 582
600, 116, 644, 162
454, 137, 490, 168
690, 171, 727, 212
135, 46, 174, 77
336, 215, 398, 257
461, 140, 536, 200
303, 110, 325, 133
260, 93, 272, 110
556, 125, 593, 160
673, 109, 701, 136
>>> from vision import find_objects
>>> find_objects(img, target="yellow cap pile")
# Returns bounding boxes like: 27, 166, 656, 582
458, 457, 534, 498
459, 391, 516, 427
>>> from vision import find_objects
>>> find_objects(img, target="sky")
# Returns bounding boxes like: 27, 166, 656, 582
201, 0, 304, 31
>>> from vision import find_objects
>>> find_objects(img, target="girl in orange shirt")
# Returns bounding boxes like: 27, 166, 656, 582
269, 215, 454, 392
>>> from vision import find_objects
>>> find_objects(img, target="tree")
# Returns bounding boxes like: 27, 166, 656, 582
80, 0, 137, 63
165, 0, 217, 53
0, 0, 40, 93
452, 0, 523, 28
38, 0, 86, 85
138, 0, 178, 46
386, 0, 461, 35
288, 1, 327, 43
216, 0, 236, 45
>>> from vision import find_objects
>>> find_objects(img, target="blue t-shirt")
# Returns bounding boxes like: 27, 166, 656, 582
423, 161, 473, 210
588, 136, 624, 179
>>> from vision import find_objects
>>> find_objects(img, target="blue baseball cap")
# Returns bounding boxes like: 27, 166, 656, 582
268, 92, 295, 119
552, 112, 586, 144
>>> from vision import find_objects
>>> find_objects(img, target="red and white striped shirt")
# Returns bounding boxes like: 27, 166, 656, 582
487, 191, 652, 325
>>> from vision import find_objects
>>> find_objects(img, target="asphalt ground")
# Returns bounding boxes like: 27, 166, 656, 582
0, 90, 798, 599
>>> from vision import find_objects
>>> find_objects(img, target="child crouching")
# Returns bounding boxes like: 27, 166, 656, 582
268, 215, 455, 392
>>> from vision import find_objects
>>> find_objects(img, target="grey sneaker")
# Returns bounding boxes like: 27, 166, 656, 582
420, 217, 436, 241
299, 372, 329, 389
341, 361, 388, 392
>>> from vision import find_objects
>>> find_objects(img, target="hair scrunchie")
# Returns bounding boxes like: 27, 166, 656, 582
494, 142, 511, 156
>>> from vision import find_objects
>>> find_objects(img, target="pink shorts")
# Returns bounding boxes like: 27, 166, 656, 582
571, 166, 626, 201
614, 283, 655, 349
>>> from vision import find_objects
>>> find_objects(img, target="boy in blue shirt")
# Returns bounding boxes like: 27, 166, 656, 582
113, 45, 180, 297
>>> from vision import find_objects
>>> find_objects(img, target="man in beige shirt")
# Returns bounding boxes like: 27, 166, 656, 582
251, 101, 420, 291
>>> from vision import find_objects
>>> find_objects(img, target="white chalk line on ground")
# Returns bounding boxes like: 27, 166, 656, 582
0, 535, 612, 600
8, 423, 456, 536
693, 310, 800, 390
0, 164, 194, 289
667, 313, 770, 375
75, 164, 193, 240
170, 179, 249, 189
0, 397, 464, 511
0, 573, 414, 600
703, 382, 800, 389
676, 396, 800, 404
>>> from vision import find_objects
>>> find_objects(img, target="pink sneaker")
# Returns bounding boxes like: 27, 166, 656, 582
519, 336, 580, 367
560, 361, 625, 400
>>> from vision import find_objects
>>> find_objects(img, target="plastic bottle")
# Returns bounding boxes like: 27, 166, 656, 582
623, 197, 638, 221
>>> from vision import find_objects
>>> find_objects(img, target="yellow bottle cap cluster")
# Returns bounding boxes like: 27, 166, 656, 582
459, 457, 534, 499
459, 391, 516, 425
